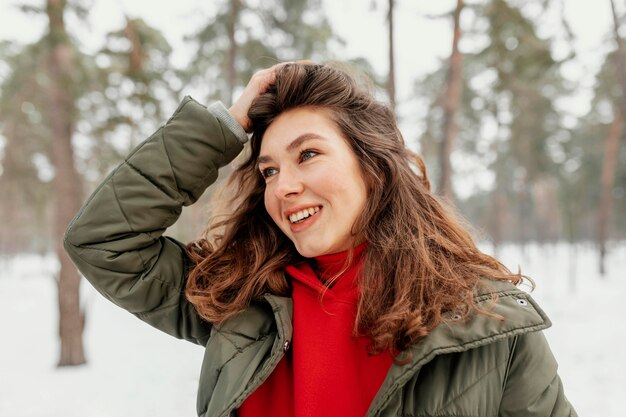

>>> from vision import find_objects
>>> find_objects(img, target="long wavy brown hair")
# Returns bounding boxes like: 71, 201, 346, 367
185, 62, 524, 357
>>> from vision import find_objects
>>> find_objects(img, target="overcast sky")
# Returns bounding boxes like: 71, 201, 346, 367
0, 1, 616, 112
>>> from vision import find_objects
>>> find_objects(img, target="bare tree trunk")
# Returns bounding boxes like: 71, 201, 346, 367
226, 0, 240, 106
124, 18, 144, 76
387, 0, 396, 112
46, 0, 85, 366
597, 111, 623, 275
438, 0, 464, 200
610, 0, 626, 99
597, 0, 626, 276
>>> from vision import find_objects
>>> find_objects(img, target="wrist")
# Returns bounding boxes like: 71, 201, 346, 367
228, 106, 249, 132
208, 102, 249, 144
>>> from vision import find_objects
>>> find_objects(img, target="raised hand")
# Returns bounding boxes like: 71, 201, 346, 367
228, 62, 290, 133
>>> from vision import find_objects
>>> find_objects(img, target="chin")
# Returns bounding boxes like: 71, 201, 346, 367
295, 247, 323, 259
294, 242, 328, 258
295, 241, 354, 258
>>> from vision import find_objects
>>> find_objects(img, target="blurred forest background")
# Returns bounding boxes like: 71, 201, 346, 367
0, 0, 624, 368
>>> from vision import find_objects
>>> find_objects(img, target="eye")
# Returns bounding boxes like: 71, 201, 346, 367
260, 167, 278, 179
300, 150, 318, 162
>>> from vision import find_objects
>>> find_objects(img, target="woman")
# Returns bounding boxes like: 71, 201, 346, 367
64, 62, 577, 417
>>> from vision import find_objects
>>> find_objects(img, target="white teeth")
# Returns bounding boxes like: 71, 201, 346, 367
289, 206, 320, 223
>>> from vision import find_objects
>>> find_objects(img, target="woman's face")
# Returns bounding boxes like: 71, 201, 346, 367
258, 107, 368, 258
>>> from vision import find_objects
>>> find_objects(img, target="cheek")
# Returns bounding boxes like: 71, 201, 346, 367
264, 188, 282, 227
343, 172, 369, 218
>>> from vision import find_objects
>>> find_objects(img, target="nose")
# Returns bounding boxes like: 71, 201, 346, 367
273, 168, 304, 200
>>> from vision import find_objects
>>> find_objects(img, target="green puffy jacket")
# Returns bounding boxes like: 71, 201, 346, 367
64, 97, 577, 417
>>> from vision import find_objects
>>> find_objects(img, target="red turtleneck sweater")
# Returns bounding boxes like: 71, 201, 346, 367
238, 244, 393, 417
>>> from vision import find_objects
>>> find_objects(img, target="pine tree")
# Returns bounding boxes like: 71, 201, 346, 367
183, 0, 338, 105
45, 0, 86, 366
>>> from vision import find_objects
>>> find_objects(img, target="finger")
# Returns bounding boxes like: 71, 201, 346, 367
256, 62, 292, 92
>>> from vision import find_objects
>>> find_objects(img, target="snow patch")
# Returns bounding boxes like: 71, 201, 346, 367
1, 242, 624, 416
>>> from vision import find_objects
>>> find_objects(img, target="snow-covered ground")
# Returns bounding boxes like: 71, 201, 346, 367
1, 242, 624, 416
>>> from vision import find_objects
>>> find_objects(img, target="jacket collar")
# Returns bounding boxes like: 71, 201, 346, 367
365, 280, 551, 416
263, 293, 294, 346
210, 295, 293, 417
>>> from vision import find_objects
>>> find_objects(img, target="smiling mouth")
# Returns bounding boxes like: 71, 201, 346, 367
288, 206, 321, 224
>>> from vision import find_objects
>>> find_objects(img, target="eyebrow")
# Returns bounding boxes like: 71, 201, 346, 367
257, 133, 326, 165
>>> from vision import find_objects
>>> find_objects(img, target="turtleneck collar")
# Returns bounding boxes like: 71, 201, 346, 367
309, 242, 368, 283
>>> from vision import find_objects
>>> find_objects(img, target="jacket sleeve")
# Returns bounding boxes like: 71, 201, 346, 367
63, 96, 246, 346
499, 331, 577, 417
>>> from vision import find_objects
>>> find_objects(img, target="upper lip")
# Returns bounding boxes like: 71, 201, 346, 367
284, 204, 322, 220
